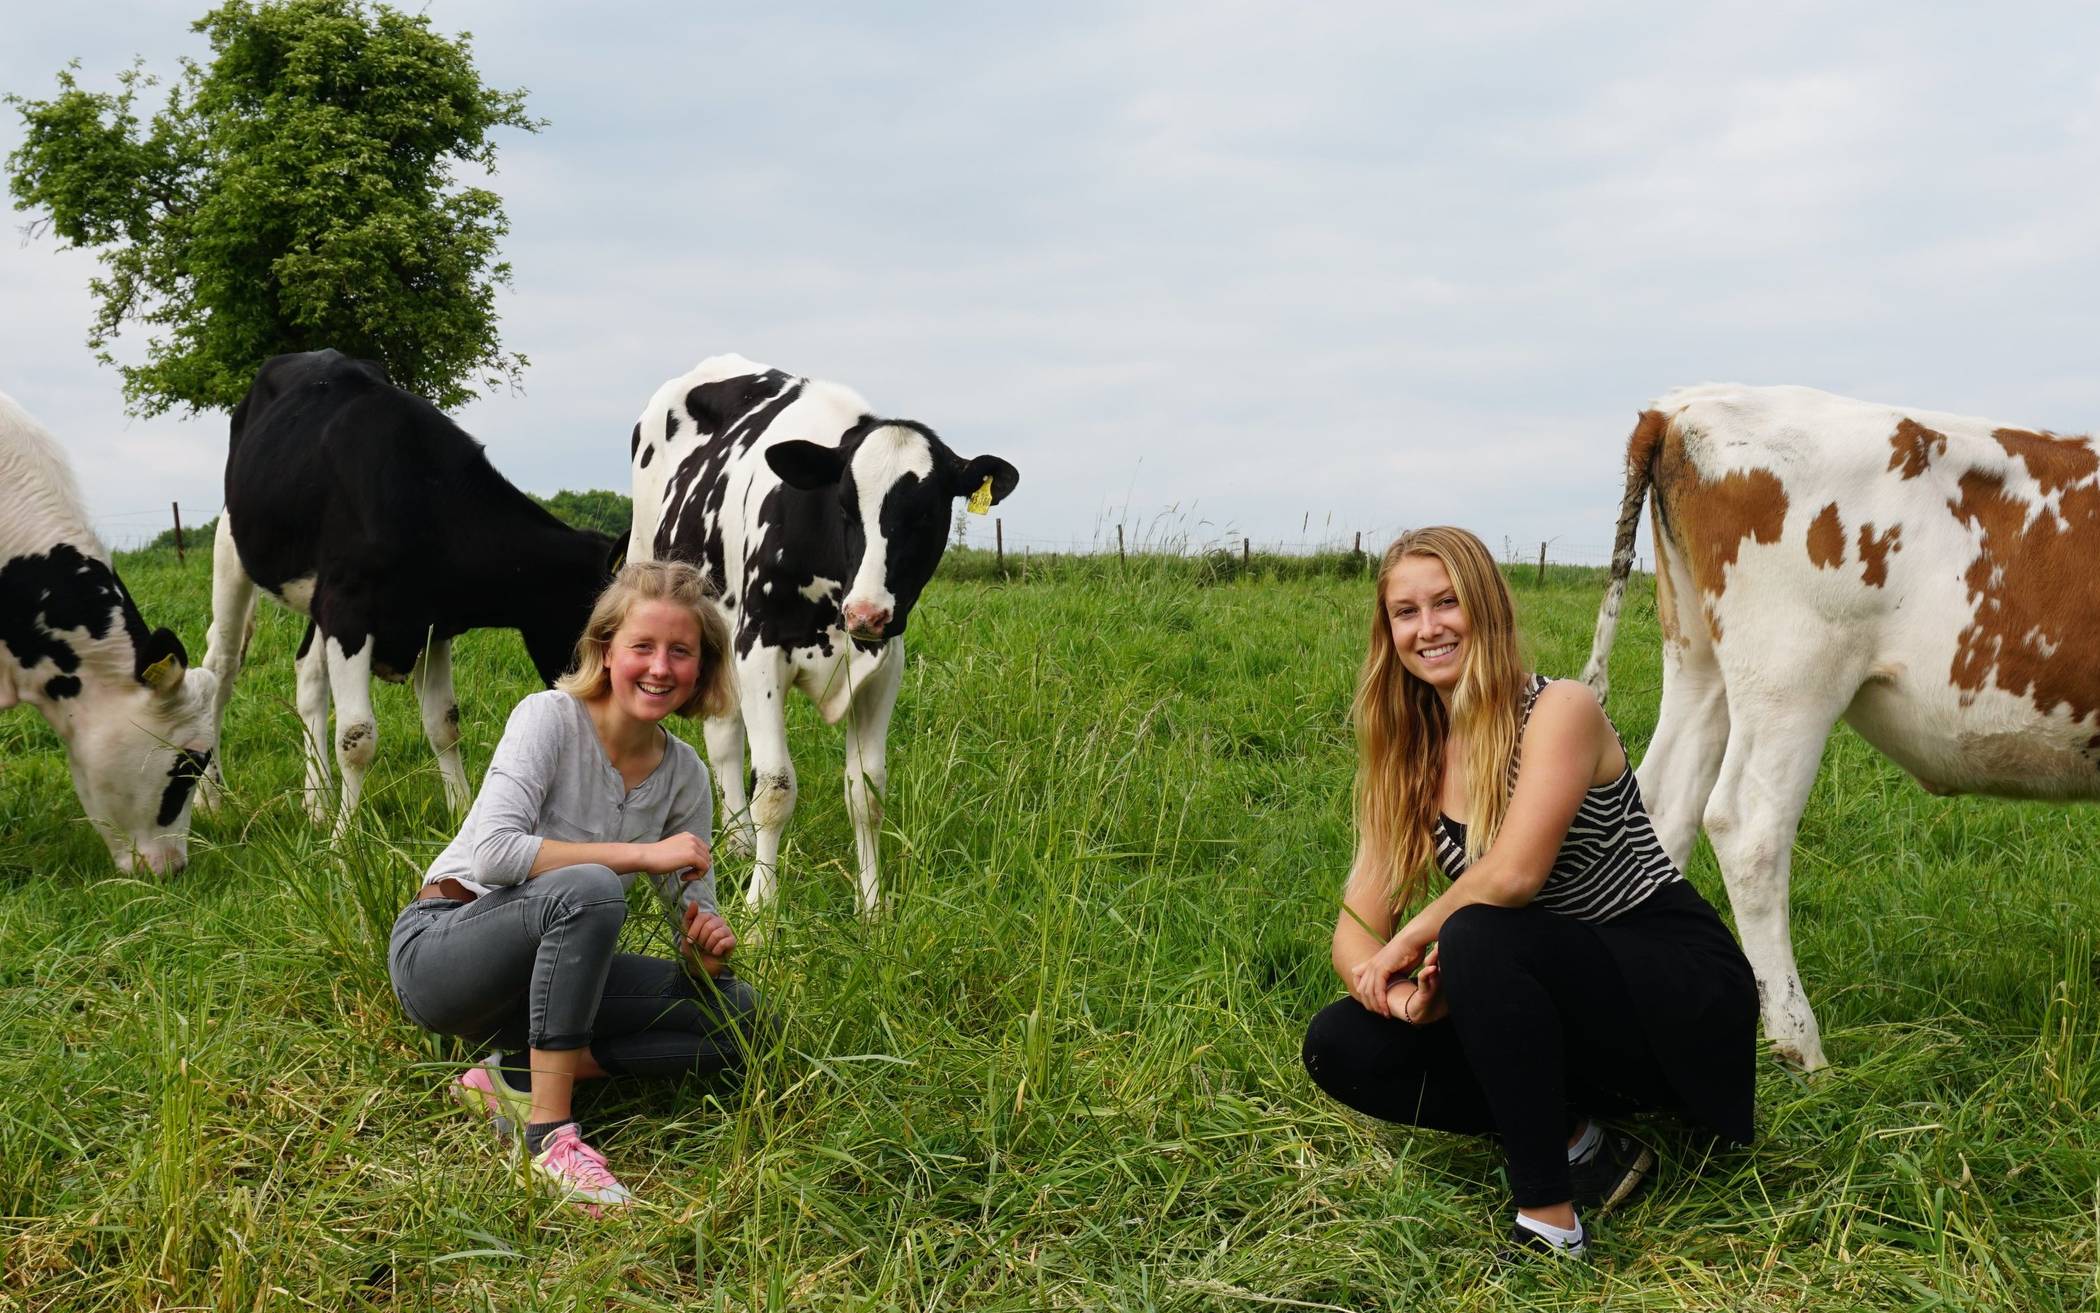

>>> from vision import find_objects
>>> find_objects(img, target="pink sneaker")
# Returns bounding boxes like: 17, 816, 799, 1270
454, 1056, 531, 1144
531, 1123, 634, 1210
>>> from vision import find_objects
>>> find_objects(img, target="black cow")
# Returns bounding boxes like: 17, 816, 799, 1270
201, 350, 616, 833
628, 353, 1018, 913
1, 389, 217, 872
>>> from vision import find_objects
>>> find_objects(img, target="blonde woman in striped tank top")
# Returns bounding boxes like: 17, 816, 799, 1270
1301, 527, 1757, 1260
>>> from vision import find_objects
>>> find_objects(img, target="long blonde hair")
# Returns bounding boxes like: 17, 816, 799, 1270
1349, 526, 1528, 910
555, 559, 736, 719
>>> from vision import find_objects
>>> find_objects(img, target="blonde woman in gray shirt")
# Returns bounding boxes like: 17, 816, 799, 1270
388, 560, 768, 1211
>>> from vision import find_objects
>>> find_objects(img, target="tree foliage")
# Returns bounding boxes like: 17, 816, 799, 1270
530, 489, 632, 541
6, 0, 541, 417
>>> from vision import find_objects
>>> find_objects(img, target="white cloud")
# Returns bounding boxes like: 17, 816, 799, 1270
6, 0, 2100, 569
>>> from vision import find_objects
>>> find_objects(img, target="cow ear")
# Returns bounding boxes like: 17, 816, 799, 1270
137, 628, 191, 694
767, 440, 846, 490
606, 538, 628, 577
954, 455, 1020, 506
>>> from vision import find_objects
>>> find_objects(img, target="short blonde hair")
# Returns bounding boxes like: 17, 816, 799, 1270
555, 559, 736, 719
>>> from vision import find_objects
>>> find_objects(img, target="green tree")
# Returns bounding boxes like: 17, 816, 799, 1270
6, 0, 540, 417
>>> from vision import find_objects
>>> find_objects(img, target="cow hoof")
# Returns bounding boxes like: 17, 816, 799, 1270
1771, 1040, 1830, 1074
718, 827, 756, 861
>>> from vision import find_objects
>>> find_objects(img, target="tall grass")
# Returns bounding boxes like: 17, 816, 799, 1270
2, 545, 2097, 1309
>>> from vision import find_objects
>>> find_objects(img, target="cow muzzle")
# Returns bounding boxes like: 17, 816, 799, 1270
842, 600, 891, 641
115, 838, 188, 876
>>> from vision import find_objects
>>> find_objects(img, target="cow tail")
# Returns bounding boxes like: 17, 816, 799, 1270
1580, 409, 1666, 704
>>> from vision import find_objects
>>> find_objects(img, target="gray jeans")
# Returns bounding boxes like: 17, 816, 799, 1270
388, 863, 768, 1078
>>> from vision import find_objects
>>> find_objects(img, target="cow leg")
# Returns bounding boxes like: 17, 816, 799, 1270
739, 656, 796, 911
413, 636, 470, 815
703, 711, 755, 860
1702, 670, 1860, 1072
1633, 637, 1730, 870
197, 513, 258, 811
841, 647, 905, 918
294, 622, 333, 825
323, 633, 378, 841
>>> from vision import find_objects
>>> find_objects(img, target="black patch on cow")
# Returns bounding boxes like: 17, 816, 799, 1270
656, 373, 805, 596
665, 410, 681, 441
296, 620, 317, 659
156, 748, 213, 827
629, 422, 642, 461
685, 372, 792, 437
44, 674, 81, 700
639, 443, 655, 469
0, 542, 156, 690
224, 350, 614, 688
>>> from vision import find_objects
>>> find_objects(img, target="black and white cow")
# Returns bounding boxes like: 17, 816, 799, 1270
629, 354, 1018, 913
201, 350, 617, 835
0, 389, 218, 872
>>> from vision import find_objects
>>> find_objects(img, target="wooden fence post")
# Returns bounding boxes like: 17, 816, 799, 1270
1242, 537, 1251, 568
171, 502, 186, 564
1536, 541, 1547, 586
1118, 523, 1126, 565
996, 518, 1004, 574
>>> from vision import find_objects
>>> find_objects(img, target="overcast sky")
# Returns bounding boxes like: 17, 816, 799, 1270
6, 2, 2100, 559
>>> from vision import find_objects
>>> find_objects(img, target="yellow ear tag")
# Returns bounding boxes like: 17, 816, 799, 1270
966, 475, 994, 515
141, 654, 179, 690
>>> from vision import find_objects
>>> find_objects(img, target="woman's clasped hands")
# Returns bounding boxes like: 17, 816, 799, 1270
1350, 928, 1447, 1025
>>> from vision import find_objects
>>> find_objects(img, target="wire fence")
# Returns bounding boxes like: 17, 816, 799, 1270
94, 508, 197, 553
96, 506, 1645, 575
949, 521, 1642, 573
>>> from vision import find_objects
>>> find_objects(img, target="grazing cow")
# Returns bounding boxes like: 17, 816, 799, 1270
1583, 383, 2100, 1069
200, 350, 616, 835
629, 354, 1018, 913
0, 390, 218, 872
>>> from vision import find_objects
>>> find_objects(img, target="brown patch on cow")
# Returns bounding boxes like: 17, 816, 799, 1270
1992, 427, 2099, 494
1948, 464, 2100, 722
1856, 522, 1901, 587
1652, 416, 1788, 638
1887, 418, 1948, 480
1627, 408, 1670, 483
1806, 503, 1846, 569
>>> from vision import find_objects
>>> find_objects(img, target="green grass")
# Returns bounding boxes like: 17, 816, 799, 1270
3, 545, 2098, 1310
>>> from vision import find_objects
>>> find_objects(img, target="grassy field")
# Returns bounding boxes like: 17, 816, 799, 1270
2, 546, 2098, 1311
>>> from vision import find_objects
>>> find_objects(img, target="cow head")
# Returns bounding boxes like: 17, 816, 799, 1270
768, 421, 1019, 641
520, 530, 624, 685
53, 627, 220, 875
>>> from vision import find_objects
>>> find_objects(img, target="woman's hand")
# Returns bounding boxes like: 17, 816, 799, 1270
679, 904, 736, 977
636, 831, 712, 877
1349, 923, 1433, 1016
1396, 946, 1448, 1025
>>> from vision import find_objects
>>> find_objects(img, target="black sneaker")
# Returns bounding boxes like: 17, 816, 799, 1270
1496, 1222, 1587, 1263
1568, 1124, 1656, 1214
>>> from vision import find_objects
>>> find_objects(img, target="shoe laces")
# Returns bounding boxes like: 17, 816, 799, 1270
538, 1125, 621, 1192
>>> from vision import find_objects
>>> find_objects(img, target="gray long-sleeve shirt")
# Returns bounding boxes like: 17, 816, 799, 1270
423, 690, 717, 925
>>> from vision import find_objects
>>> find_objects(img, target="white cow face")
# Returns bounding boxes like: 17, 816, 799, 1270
60, 655, 220, 875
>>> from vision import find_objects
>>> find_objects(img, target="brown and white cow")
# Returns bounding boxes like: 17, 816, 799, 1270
1583, 383, 2100, 1070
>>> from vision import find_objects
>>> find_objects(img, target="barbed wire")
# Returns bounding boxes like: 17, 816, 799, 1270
91, 507, 1636, 568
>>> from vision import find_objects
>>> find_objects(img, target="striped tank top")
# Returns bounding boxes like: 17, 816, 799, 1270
1433, 674, 1682, 923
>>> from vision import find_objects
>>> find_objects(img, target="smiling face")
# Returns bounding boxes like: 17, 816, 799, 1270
1384, 553, 1470, 697
605, 598, 703, 725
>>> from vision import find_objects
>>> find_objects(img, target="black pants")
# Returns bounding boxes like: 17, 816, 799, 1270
1302, 901, 1681, 1208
